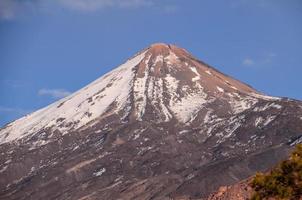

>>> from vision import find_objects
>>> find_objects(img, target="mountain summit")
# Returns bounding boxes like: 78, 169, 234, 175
0, 43, 276, 143
1, 44, 302, 200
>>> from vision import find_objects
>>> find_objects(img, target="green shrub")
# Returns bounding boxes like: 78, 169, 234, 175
250, 144, 302, 200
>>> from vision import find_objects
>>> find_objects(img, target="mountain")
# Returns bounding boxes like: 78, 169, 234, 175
1, 43, 302, 200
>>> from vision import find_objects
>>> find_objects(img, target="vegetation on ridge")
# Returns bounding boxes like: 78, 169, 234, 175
251, 144, 302, 200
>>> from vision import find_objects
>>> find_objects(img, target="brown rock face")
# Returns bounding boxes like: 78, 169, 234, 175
1, 43, 302, 200
206, 180, 252, 200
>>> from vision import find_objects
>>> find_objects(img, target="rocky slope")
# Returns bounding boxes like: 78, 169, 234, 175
206, 179, 252, 200
1, 43, 302, 200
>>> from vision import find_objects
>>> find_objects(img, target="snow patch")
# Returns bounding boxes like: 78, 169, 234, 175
216, 86, 224, 93
170, 88, 208, 123
205, 70, 212, 75
263, 116, 276, 126
151, 78, 172, 122
164, 74, 180, 108
190, 67, 201, 82
0, 165, 8, 173
253, 115, 276, 128
250, 93, 281, 101
165, 74, 179, 95
255, 117, 264, 127
230, 95, 258, 114
133, 55, 151, 120
290, 136, 302, 146
154, 55, 164, 65
203, 110, 212, 124
224, 121, 241, 138
137, 146, 153, 155
217, 115, 245, 142
253, 103, 282, 112
93, 168, 106, 177
231, 86, 238, 90
133, 128, 146, 140
179, 130, 190, 135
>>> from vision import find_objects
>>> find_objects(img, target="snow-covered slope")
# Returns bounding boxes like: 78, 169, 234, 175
0, 50, 146, 144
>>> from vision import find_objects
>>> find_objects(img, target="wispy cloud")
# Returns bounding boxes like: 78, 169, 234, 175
58, 0, 153, 12
0, 106, 32, 115
263, 52, 276, 64
0, 0, 38, 20
38, 88, 71, 99
0, 0, 158, 20
230, 0, 276, 9
242, 58, 255, 66
0, 0, 17, 20
2, 80, 29, 88
242, 52, 277, 67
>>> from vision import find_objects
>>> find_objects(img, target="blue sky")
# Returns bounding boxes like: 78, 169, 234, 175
0, 0, 301, 126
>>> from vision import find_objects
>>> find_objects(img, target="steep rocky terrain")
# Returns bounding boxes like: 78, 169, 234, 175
1, 43, 302, 200
207, 143, 302, 200
206, 179, 252, 200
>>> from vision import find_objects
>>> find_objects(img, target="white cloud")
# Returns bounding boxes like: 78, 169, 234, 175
0, 0, 41, 20
58, 0, 153, 12
242, 58, 255, 66
38, 88, 71, 99
242, 52, 276, 67
0, 0, 18, 20
0, 0, 155, 19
